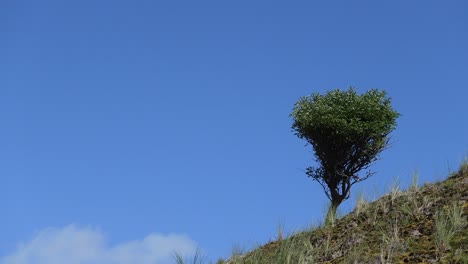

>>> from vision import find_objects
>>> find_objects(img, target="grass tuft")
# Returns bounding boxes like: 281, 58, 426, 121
434, 201, 467, 258
173, 248, 209, 264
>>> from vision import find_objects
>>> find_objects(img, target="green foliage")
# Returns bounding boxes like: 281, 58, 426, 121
291, 87, 400, 220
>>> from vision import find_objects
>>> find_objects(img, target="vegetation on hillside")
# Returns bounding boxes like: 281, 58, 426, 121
175, 158, 468, 264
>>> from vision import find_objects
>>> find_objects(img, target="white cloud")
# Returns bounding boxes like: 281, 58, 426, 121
1, 225, 198, 264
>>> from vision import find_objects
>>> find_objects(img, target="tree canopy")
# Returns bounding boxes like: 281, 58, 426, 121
291, 87, 400, 223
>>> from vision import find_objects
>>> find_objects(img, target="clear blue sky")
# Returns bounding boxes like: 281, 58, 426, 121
2, 1, 467, 263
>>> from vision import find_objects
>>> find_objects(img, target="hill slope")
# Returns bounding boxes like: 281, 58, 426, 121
223, 161, 467, 264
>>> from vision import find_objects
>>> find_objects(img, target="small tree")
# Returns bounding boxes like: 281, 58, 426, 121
291, 87, 400, 224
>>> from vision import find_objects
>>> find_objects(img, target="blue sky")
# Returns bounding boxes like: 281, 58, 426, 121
2, 0, 467, 263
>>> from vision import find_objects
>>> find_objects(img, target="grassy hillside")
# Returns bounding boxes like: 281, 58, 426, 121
176, 159, 467, 264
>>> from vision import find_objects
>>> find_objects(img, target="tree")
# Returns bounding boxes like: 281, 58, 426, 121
291, 87, 400, 224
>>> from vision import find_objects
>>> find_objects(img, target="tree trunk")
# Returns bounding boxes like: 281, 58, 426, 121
325, 200, 340, 226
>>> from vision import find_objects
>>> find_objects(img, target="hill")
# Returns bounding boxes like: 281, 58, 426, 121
218, 160, 467, 264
